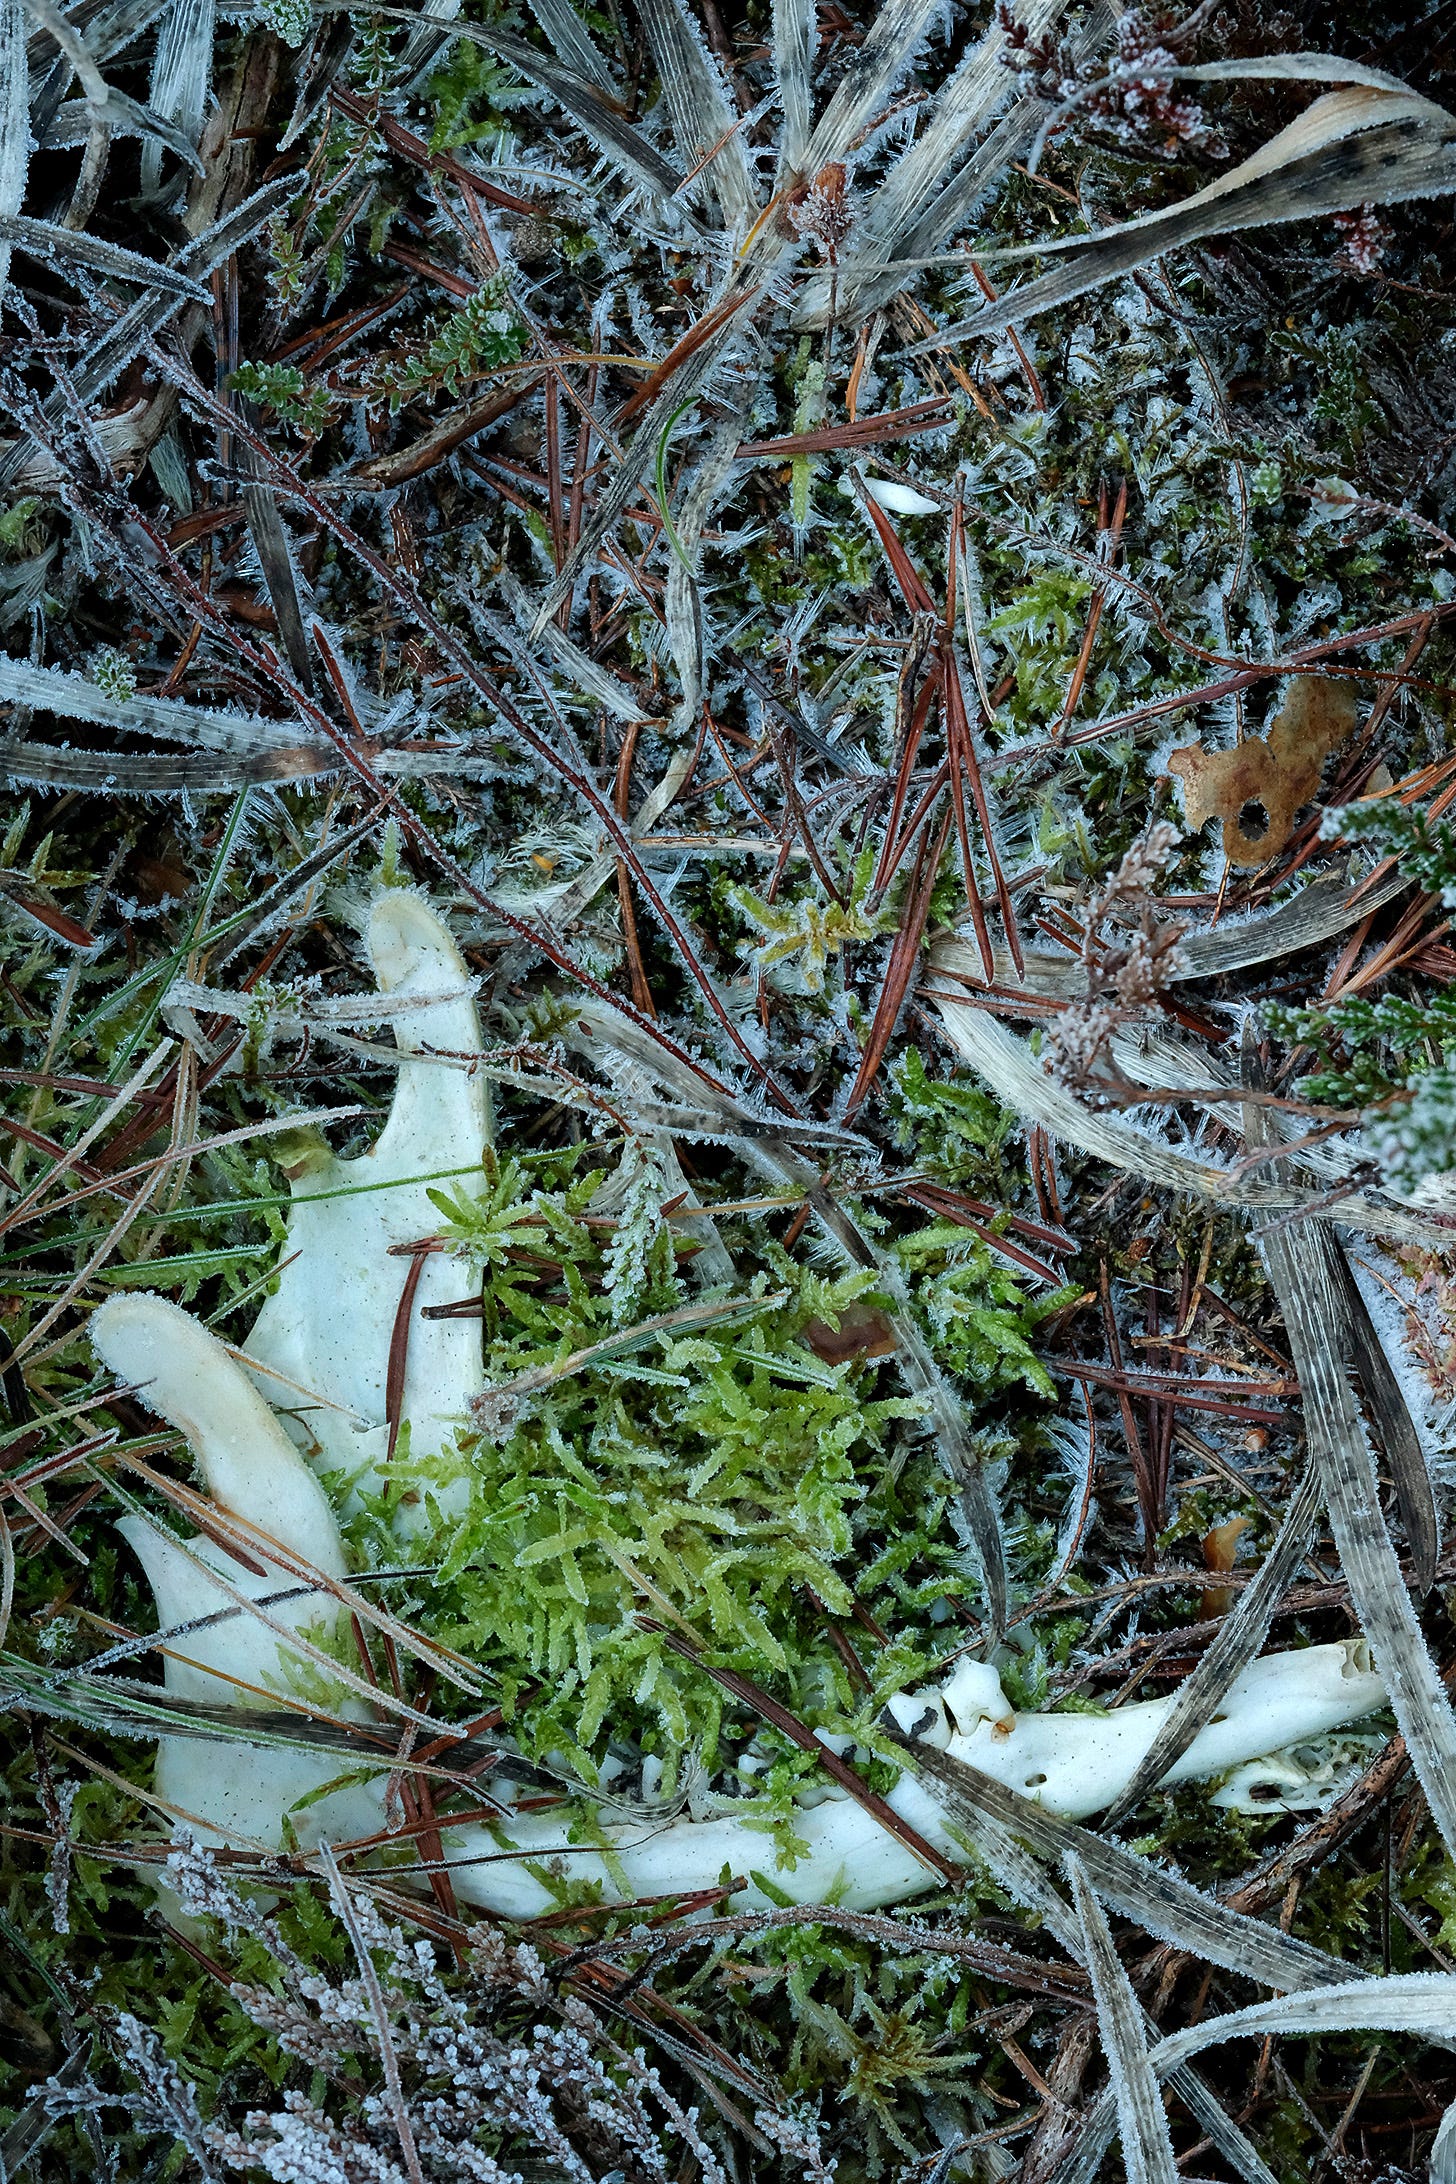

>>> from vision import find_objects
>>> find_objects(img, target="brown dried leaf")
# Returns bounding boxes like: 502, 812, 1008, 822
1200, 1513, 1250, 1619
801, 1302, 898, 1364
1165, 678, 1357, 867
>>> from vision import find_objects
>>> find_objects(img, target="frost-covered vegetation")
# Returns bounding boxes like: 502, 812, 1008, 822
3, 0, 1456, 2177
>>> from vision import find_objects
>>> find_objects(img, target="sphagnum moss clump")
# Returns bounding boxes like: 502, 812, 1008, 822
4, 0, 1456, 2173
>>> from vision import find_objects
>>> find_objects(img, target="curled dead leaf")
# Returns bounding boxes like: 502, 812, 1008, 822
1200, 1513, 1251, 1620
802, 1301, 898, 1365
1165, 677, 1357, 868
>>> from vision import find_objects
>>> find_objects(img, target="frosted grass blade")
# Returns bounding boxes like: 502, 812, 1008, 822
1066, 1855, 1179, 2184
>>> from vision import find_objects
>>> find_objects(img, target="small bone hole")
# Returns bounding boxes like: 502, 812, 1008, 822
1024, 1773, 1048, 1788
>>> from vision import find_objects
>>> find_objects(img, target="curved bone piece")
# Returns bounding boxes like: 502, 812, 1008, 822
92, 1293, 379, 1852
243, 888, 489, 1513
429, 1639, 1388, 1919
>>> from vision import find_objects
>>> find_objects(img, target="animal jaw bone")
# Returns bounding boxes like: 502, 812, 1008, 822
95, 889, 1391, 1913
91, 1292, 383, 1854
242, 887, 489, 1518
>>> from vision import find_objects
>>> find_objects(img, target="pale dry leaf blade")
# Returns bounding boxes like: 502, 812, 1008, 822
772, 0, 814, 182
1055, 1974, 1456, 2184
802, 0, 947, 173
241, 450, 316, 694
0, 0, 27, 316
0, 174, 296, 487
0, 657, 327, 758
930, 998, 1452, 1249
1066, 1854, 1180, 2184
1257, 1218, 1456, 1860
0, 742, 466, 793
796, 0, 1077, 323
0, 215, 208, 297
140, 0, 213, 198
926, 1790, 1281, 2184
932, 866, 1411, 994
1096, 1467, 1324, 1833
1334, 1243, 1439, 1594
637, 0, 754, 228
907, 85, 1456, 350
889, 1735, 1352, 1993
522, 0, 616, 91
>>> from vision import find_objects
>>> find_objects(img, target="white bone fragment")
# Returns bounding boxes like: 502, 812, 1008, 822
92, 1298, 1387, 1913
1209, 1734, 1384, 1816
427, 1637, 1387, 1919
243, 889, 489, 1514
92, 1293, 379, 1852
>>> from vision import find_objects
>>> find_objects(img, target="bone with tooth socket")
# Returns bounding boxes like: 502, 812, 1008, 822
96, 890, 1393, 1915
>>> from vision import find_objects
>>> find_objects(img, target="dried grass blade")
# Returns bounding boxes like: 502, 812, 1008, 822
930, 998, 1452, 1249
354, 11, 695, 214
636, 0, 754, 228
521, 0, 616, 91
140, 0, 212, 198
1096, 1467, 1324, 1832
1066, 1854, 1180, 2184
0, 741, 347, 793
242, 464, 315, 694
348, 378, 544, 490
909, 84, 1456, 350
0, 656, 323, 757
888, 1735, 1351, 1993
0, 0, 25, 319
1335, 1244, 1439, 1595
318, 1844, 426, 2184
802, 0, 947, 177
796, 0, 1070, 324
1257, 1216, 1456, 1860
919, 1784, 1281, 2184
1055, 1976, 1456, 2184
0, 175, 293, 489
853, 468, 937, 614
772, 0, 814, 183
0, 214, 208, 294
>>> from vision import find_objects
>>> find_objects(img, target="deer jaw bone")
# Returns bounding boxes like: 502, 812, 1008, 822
95, 890, 1391, 1912
92, 1291, 381, 1854
95, 1289, 1388, 1912
431, 1641, 1387, 1919
243, 888, 489, 1516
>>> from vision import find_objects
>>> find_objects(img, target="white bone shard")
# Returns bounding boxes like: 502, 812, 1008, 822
95, 891, 1393, 1914
91, 1292, 380, 1853
243, 889, 488, 1515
